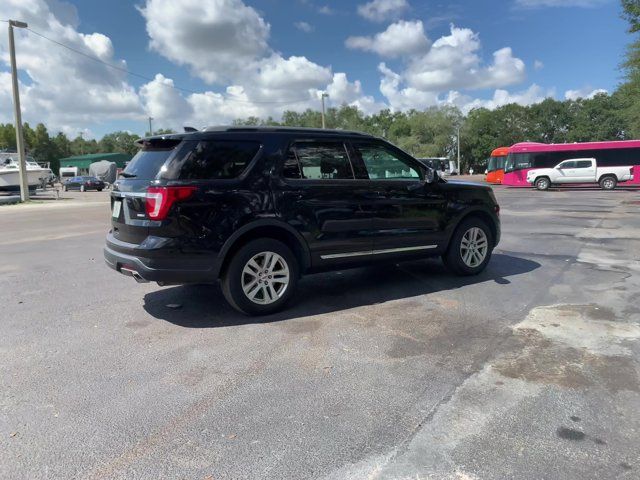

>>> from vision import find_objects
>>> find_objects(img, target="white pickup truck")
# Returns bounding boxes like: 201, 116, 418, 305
526, 158, 634, 190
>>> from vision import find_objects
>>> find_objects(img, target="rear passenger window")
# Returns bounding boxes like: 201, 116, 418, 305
576, 160, 592, 168
175, 141, 260, 179
285, 142, 354, 180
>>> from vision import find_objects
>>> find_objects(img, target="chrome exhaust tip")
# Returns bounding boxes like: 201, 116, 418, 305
120, 266, 149, 283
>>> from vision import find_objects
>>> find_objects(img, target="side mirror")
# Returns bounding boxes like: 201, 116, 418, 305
424, 167, 437, 184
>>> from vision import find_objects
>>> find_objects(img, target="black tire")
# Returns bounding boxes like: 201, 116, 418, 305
97, 188, 103, 192
535, 177, 550, 191
599, 175, 617, 190
221, 238, 299, 316
442, 217, 494, 276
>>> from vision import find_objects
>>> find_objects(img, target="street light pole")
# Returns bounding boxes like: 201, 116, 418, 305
8, 20, 29, 202
148, 116, 153, 136
320, 93, 329, 129
457, 126, 461, 175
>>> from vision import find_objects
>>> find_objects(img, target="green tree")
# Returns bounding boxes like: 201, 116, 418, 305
621, 0, 640, 135
99, 131, 141, 155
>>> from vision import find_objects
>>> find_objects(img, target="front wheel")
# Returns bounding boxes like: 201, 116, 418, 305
535, 177, 550, 191
443, 218, 494, 276
222, 238, 299, 315
599, 176, 617, 190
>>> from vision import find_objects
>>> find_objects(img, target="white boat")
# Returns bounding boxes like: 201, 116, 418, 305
0, 152, 52, 191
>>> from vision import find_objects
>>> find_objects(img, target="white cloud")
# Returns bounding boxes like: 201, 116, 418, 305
403, 27, 525, 91
515, 0, 608, 7
320, 73, 386, 114
135, 0, 376, 127
357, 0, 410, 22
140, 74, 193, 122
452, 84, 555, 112
0, 0, 143, 132
564, 87, 608, 100
138, 0, 270, 85
534, 60, 544, 70
294, 21, 314, 33
255, 55, 331, 93
378, 63, 439, 111
346, 20, 430, 58
317, 5, 334, 15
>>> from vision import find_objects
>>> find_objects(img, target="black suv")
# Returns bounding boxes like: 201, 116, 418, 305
104, 127, 500, 315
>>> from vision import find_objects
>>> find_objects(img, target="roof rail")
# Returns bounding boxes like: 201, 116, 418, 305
201, 125, 368, 136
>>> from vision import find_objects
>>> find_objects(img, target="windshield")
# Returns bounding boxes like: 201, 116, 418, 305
505, 153, 532, 173
487, 157, 497, 172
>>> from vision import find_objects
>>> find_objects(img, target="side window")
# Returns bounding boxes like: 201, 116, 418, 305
354, 143, 420, 180
576, 160, 593, 168
171, 140, 260, 180
286, 142, 354, 180
559, 161, 576, 169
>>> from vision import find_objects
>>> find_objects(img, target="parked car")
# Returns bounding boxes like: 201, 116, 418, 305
104, 127, 500, 315
63, 176, 105, 192
526, 158, 634, 190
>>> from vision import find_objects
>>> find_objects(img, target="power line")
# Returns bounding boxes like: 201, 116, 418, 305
22, 26, 313, 106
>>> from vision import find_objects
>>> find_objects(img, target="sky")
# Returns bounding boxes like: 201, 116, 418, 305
0, 0, 630, 139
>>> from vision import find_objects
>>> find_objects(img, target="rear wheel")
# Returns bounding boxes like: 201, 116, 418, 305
443, 217, 493, 276
599, 176, 617, 190
97, 188, 103, 192
222, 238, 299, 315
535, 177, 550, 191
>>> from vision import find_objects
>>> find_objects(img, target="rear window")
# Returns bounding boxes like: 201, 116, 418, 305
163, 140, 261, 180
123, 139, 182, 179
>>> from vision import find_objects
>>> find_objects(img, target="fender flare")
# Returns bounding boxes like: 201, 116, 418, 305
446, 206, 500, 247
218, 218, 311, 271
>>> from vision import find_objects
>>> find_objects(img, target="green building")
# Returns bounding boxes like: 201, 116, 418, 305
58, 153, 131, 175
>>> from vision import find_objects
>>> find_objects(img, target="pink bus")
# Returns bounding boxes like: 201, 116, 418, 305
503, 140, 640, 187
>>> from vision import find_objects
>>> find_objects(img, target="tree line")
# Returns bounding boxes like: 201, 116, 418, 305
2, 0, 639, 174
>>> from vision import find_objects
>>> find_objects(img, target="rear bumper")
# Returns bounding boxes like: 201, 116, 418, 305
104, 232, 220, 284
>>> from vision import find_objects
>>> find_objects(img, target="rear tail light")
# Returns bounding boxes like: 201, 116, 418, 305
146, 186, 197, 220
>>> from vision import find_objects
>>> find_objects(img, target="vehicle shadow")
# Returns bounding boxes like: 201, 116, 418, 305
142, 253, 541, 328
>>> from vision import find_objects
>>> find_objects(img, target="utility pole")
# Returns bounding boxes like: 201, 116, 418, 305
148, 117, 153, 136
8, 20, 29, 202
320, 93, 329, 129
78, 131, 84, 155
456, 125, 461, 175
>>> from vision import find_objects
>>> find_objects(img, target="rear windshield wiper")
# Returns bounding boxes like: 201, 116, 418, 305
119, 172, 137, 178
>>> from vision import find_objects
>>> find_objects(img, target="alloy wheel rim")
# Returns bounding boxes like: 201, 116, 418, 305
460, 227, 489, 268
241, 251, 290, 305
538, 179, 548, 188
604, 178, 614, 189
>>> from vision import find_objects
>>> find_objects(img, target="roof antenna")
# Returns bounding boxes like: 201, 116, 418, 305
184, 126, 198, 132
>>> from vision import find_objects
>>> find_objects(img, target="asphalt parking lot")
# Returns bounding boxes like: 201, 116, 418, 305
1, 183, 639, 480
